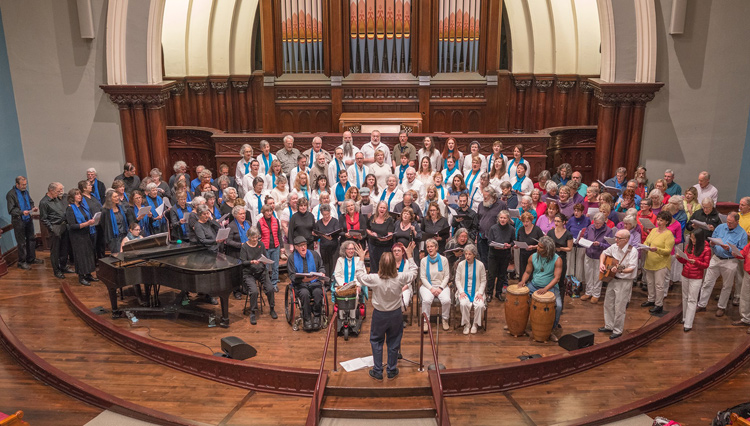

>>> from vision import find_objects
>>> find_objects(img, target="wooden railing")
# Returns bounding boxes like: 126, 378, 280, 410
306, 314, 338, 426
420, 313, 450, 425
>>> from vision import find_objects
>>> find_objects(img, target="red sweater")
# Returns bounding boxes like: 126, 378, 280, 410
737, 244, 750, 273
677, 245, 711, 279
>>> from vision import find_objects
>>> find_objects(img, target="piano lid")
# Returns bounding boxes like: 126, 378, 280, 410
156, 250, 241, 272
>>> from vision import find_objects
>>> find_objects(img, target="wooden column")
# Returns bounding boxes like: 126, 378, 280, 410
555, 80, 576, 127
260, 0, 277, 133
512, 76, 531, 133
188, 80, 210, 128
169, 82, 185, 126
534, 79, 553, 131
132, 103, 152, 175
211, 79, 230, 132
578, 81, 594, 125
116, 104, 138, 165
589, 78, 663, 182
231, 78, 250, 133
146, 99, 170, 176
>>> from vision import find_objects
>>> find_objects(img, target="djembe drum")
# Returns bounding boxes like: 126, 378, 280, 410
530, 290, 556, 342
504, 284, 530, 337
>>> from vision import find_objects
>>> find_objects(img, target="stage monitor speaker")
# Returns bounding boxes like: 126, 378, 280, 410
221, 336, 257, 360
558, 330, 594, 351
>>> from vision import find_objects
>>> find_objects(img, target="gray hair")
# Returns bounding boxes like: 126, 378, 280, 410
276, 175, 288, 185
232, 205, 245, 217
649, 189, 663, 198
425, 238, 439, 249
616, 167, 628, 175
319, 203, 331, 213
283, 134, 294, 144
223, 186, 237, 199
339, 240, 357, 257
287, 192, 298, 203
203, 191, 216, 201
498, 210, 510, 221
240, 144, 253, 155
247, 226, 260, 239
521, 195, 532, 204
48, 182, 61, 192
191, 196, 206, 207
146, 182, 158, 191
319, 191, 330, 199
500, 181, 512, 190
593, 212, 607, 223
149, 168, 162, 178
86, 167, 97, 174
545, 181, 558, 192
622, 215, 637, 227
463, 244, 479, 258
615, 229, 631, 240
173, 161, 187, 172
538, 236, 556, 261
259, 140, 270, 149
538, 170, 551, 181
668, 195, 684, 210
665, 168, 674, 175
342, 198, 359, 212
482, 186, 498, 202
195, 204, 210, 215
558, 163, 572, 175
199, 169, 212, 179
701, 197, 714, 208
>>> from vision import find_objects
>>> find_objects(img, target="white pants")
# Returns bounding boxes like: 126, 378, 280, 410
739, 273, 750, 325
603, 278, 632, 334
682, 277, 703, 329
699, 255, 738, 310
666, 243, 683, 283
568, 247, 586, 281
645, 268, 668, 307
735, 265, 746, 302
584, 256, 603, 298
458, 296, 485, 327
420, 286, 451, 321
401, 287, 413, 311
513, 248, 521, 279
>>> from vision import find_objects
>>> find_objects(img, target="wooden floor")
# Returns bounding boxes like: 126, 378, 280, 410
1, 252, 750, 425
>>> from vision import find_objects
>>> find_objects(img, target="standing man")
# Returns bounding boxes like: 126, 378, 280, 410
663, 169, 682, 196
391, 130, 417, 169
113, 162, 140, 195
329, 147, 347, 186
6, 176, 40, 269
347, 152, 369, 189
477, 187, 506, 266
356, 242, 418, 381
598, 229, 639, 339
39, 182, 73, 279
450, 193, 478, 241
361, 130, 391, 166
338, 131, 359, 166
400, 167, 425, 206
303, 136, 331, 169
276, 135, 302, 176
693, 171, 718, 205
86, 168, 107, 204
572, 171, 588, 198
698, 212, 747, 316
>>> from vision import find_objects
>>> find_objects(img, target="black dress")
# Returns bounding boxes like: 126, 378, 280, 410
194, 220, 221, 252
102, 205, 129, 254
487, 222, 516, 298
288, 211, 316, 249
225, 219, 252, 258
393, 220, 422, 260
83, 194, 105, 259
421, 217, 450, 253
547, 228, 573, 276
517, 225, 544, 280
367, 216, 395, 274
314, 217, 341, 283
65, 204, 96, 276
340, 212, 368, 249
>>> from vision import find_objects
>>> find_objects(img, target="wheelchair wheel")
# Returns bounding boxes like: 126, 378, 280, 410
343, 327, 349, 341
285, 285, 295, 325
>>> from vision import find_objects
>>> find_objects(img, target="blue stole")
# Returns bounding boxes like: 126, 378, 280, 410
293, 250, 318, 283
465, 169, 479, 192
343, 257, 356, 283
109, 208, 128, 237
133, 206, 151, 237
175, 205, 191, 236
91, 179, 102, 203
270, 173, 277, 189
186, 191, 192, 202
260, 154, 271, 173
335, 160, 343, 180
435, 184, 446, 199
15, 188, 31, 221
512, 175, 526, 192
508, 158, 525, 176
469, 187, 479, 210
443, 165, 459, 184
254, 192, 263, 214
300, 185, 309, 200
425, 254, 443, 284
308, 151, 320, 168
398, 259, 405, 272
121, 192, 129, 203
190, 178, 201, 192
464, 260, 477, 303
147, 195, 164, 229
80, 196, 91, 217
72, 204, 96, 235
354, 166, 366, 188
244, 160, 250, 175
236, 219, 250, 244
380, 190, 397, 210
335, 181, 350, 203
398, 165, 408, 183
213, 205, 222, 220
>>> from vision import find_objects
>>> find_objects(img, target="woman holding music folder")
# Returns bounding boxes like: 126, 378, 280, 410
676, 229, 711, 332
486, 211, 515, 302
514, 212, 545, 285
340, 199, 367, 247
642, 210, 676, 314
367, 201, 396, 274
224, 205, 251, 259
65, 188, 98, 286
313, 203, 341, 284
422, 203, 450, 253
127, 190, 152, 238
240, 227, 276, 325
393, 207, 422, 261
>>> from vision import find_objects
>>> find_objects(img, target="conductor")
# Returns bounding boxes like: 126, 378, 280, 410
356, 242, 418, 381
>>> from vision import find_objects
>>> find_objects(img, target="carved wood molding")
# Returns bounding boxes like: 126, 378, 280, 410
101, 82, 175, 107
342, 87, 419, 100
276, 87, 331, 100
589, 78, 664, 106
430, 87, 486, 99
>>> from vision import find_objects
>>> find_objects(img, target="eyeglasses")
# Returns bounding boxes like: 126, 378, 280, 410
614, 236, 627, 240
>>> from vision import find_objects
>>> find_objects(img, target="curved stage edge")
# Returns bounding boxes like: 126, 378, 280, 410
0, 315, 196, 426
64, 280, 679, 397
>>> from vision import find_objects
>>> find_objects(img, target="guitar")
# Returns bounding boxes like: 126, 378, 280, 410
599, 255, 621, 283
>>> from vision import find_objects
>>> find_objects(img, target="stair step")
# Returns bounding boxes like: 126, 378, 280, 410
321, 395, 436, 419
325, 370, 432, 397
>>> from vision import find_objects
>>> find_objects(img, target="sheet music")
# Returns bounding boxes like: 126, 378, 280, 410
155, 203, 165, 217
719, 213, 728, 223
576, 238, 594, 248
339, 356, 374, 372
639, 218, 656, 230
635, 243, 651, 250
137, 206, 152, 218
514, 240, 530, 249
509, 209, 521, 219
360, 203, 373, 216
490, 241, 509, 249
604, 236, 617, 244
91, 212, 101, 226
444, 194, 459, 206
587, 207, 600, 218
691, 220, 710, 230
215, 228, 230, 242
674, 246, 689, 260
258, 255, 275, 265
708, 237, 725, 246
728, 243, 743, 257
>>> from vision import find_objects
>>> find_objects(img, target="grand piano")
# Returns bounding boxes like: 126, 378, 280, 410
98, 236, 242, 328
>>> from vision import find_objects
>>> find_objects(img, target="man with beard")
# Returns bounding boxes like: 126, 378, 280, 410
302, 136, 331, 170
40, 182, 73, 278
634, 166, 649, 199
477, 186, 507, 266
338, 131, 359, 166
361, 130, 391, 166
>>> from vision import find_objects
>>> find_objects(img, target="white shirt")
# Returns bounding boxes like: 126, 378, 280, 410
506, 157, 531, 180
289, 166, 310, 188
418, 148, 443, 172
244, 189, 269, 225
379, 187, 403, 211
370, 161, 393, 189
334, 256, 366, 287
328, 159, 347, 187
312, 204, 339, 221
462, 153, 487, 177
469, 186, 483, 213
442, 168, 463, 186
401, 178, 426, 206
361, 141, 392, 166
235, 158, 254, 186
338, 143, 361, 166
464, 168, 483, 193
347, 164, 369, 188
240, 172, 263, 194
486, 152, 508, 174
602, 243, 639, 280
264, 173, 282, 191
490, 175, 511, 194
693, 183, 719, 205
455, 259, 487, 300
256, 153, 277, 176
420, 255, 451, 289
510, 175, 534, 196
270, 187, 289, 215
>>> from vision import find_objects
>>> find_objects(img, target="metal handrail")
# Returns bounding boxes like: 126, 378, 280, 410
419, 312, 445, 425
311, 314, 338, 426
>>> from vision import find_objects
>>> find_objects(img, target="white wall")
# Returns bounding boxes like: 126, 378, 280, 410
0, 0, 124, 199
641, 0, 750, 202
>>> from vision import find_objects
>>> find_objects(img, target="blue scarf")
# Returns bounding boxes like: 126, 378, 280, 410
335, 181, 350, 203
270, 173, 277, 189
343, 257, 356, 283
465, 169, 479, 192
80, 196, 91, 217
308, 151, 320, 168
443, 164, 459, 184
425, 254, 443, 284
398, 165, 408, 183
464, 260, 477, 303
398, 259, 405, 272
121, 192, 129, 203
260, 154, 271, 173
487, 153, 496, 173
334, 159, 343, 181
293, 250, 317, 283
147, 195, 164, 229
175, 205, 192, 236
72, 204, 96, 235
236, 219, 250, 244
380, 189, 397, 210
109, 207, 128, 237
213, 205, 221, 220
91, 179, 102, 203
354, 165, 366, 188
435, 184, 445, 199
469, 187, 479, 210
244, 160, 250, 175
186, 191, 192, 202
300, 185, 309, 200
512, 175, 526, 192
133, 206, 151, 237
508, 158, 525, 176
254, 193, 263, 214
15, 188, 31, 221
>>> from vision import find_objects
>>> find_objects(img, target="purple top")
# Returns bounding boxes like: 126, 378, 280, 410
583, 223, 613, 259
536, 214, 555, 234
558, 198, 576, 218
566, 214, 591, 241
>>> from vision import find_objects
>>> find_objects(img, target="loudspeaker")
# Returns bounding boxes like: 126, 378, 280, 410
558, 330, 594, 351
220, 336, 257, 360
669, 0, 687, 35
76, 0, 95, 39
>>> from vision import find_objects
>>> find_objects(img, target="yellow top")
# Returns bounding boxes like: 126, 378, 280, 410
644, 228, 675, 271
739, 211, 750, 235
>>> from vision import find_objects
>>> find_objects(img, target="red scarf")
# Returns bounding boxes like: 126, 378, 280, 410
346, 213, 360, 231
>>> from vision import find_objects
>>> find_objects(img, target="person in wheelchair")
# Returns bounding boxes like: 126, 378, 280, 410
333, 241, 367, 338
239, 227, 277, 325
455, 244, 486, 334
288, 235, 326, 331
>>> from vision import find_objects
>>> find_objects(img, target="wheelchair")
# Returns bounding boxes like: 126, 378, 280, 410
331, 279, 367, 341
285, 283, 329, 331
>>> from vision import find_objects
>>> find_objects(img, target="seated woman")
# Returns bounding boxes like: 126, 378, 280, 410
240, 227, 276, 325
455, 244, 486, 334
419, 239, 451, 332
121, 222, 143, 249
288, 235, 326, 331
445, 227, 470, 267
334, 240, 366, 298
517, 236, 564, 341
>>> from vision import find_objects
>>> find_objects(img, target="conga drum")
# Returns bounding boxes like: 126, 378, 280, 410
530, 290, 556, 342
504, 285, 530, 337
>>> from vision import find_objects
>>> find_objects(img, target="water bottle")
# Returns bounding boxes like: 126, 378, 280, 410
125, 311, 138, 324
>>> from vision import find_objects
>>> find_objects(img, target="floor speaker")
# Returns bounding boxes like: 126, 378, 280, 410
558, 330, 594, 351
221, 336, 257, 360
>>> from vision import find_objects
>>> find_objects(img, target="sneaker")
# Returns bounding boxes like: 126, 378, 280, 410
423, 322, 429, 333
250, 313, 257, 325
463, 324, 470, 335
470, 325, 478, 334
274, 285, 279, 293
387, 368, 399, 379
369, 369, 383, 381
549, 333, 559, 342
641, 301, 655, 307
442, 318, 450, 331
31, 259, 44, 265
54, 272, 65, 279
17, 262, 30, 270
270, 309, 278, 320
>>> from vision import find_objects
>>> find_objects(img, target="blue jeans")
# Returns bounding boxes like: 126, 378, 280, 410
526, 283, 562, 328
266, 246, 280, 286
